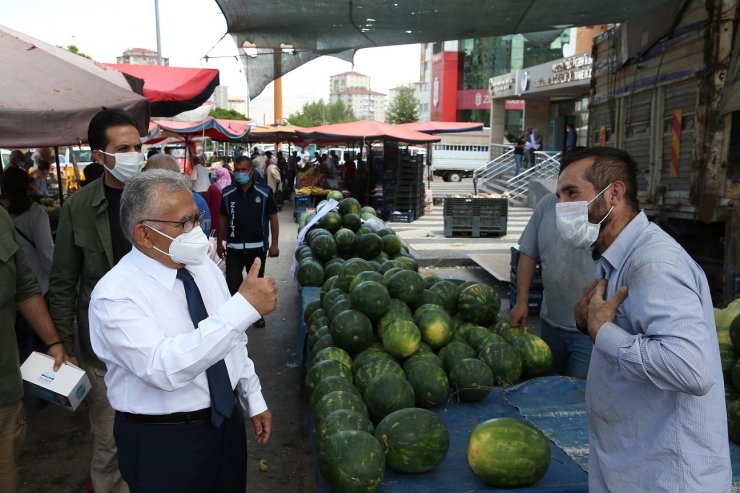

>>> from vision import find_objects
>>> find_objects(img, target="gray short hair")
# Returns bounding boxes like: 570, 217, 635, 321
120, 169, 191, 243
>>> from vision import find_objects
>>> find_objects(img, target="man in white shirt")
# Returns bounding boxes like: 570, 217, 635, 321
89, 169, 277, 492
191, 155, 210, 196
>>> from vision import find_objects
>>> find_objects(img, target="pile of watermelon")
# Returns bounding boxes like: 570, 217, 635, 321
715, 299, 740, 443
296, 197, 554, 491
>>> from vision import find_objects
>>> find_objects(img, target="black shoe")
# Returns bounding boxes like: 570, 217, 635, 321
253, 318, 266, 328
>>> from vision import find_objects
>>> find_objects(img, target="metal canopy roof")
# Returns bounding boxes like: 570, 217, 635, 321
215, 0, 678, 99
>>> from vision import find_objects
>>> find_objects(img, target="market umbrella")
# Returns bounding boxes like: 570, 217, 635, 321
296, 120, 440, 145
101, 63, 220, 117
0, 25, 149, 148
248, 123, 305, 143
398, 121, 484, 135
144, 117, 249, 145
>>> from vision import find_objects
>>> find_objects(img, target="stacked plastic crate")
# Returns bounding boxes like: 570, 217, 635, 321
443, 197, 508, 237
392, 154, 425, 221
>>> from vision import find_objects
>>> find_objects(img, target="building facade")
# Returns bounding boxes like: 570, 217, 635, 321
329, 71, 387, 121
116, 48, 169, 66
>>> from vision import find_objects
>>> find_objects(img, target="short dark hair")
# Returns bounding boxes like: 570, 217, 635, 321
1, 166, 32, 214
88, 108, 139, 151
234, 156, 251, 167
559, 147, 640, 211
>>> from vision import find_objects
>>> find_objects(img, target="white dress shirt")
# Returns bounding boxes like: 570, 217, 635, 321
89, 246, 266, 416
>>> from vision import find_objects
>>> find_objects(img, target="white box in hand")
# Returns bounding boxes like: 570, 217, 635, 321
20, 352, 91, 411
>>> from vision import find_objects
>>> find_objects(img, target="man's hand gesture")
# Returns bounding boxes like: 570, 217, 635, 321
237, 258, 277, 316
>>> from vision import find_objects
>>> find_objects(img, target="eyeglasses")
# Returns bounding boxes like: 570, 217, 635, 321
141, 211, 205, 232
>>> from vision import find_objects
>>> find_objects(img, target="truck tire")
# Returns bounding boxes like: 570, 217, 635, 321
446, 171, 462, 182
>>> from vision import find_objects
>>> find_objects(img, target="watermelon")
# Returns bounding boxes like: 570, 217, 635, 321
457, 284, 501, 326
354, 358, 405, 394
314, 390, 369, 423
351, 347, 396, 375
327, 299, 353, 324
405, 362, 449, 408
470, 331, 507, 354
338, 197, 362, 216
350, 281, 391, 320
467, 417, 551, 488
422, 274, 442, 290
355, 233, 384, 260
319, 210, 343, 233
429, 280, 460, 315
341, 213, 362, 232
382, 267, 404, 283
382, 235, 402, 256
330, 309, 374, 355
438, 341, 476, 373
312, 334, 335, 354
459, 281, 478, 291
310, 234, 337, 262
388, 298, 413, 317
402, 352, 444, 373
413, 303, 445, 319
512, 334, 553, 378
380, 319, 421, 358
729, 399, 740, 444
360, 206, 377, 216
295, 245, 313, 262
413, 289, 443, 310
414, 308, 454, 350
333, 228, 356, 256
304, 300, 323, 324
374, 408, 449, 473
306, 359, 353, 392
732, 359, 740, 391
337, 258, 373, 292
731, 314, 740, 353
449, 358, 494, 402
502, 325, 529, 343
349, 271, 386, 292
392, 255, 418, 272
366, 260, 381, 272
363, 374, 416, 423
327, 190, 344, 201
307, 228, 333, 244
478, 342, 523, 385
386, 270, 424, 305
322, 288, 346, 312
377, 311, 413, 339
321, 276, 338, 297
323, 258, 346, 279
311, 376, 362, 409
297, 259, 324, 286
317, 409, 374, 444
318, 430, 385, 493
726, 385, 740, 409
720, 343, 738, 381
308, 308, 327, 326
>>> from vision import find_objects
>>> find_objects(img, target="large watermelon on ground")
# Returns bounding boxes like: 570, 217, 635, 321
318, 430, 385, 493
374, 408, 450, 473
350, 281, 391, 320
341, 213, 362, 232
467, 417, 551, 488
307, 228, 333, 244
438, 341, 477, 373
297, 259, 324, 286
354, 358, 405, 394
330, 309, 374, 354
363, 374, 416, 423
313, 346, 353, 371
314, 390, 369, 423
338, 197, 362, 216
429, 280, 460, 315
349, 271, 386, 292
405, 362, 449, 408
457, 283, 501, 325
386, 269, 424, 305
319, 210, 343, 233
382, 234, 402, 256
355, 233, 384, 260
317, 409, 375, 444
310, 376, 362, 409
310, 234, 337, 262
414, 308, 454, 350
403, 352, 444, 373
380, 319, 421, 358
351, 347, 395, 375
478, 342, 523, 385
449, 358, 494, 402
336, 258, 373, 292
392, 255, 418, 272
333, 228, 357, 256
306, 359, 353, 392
512, 334, 553, 378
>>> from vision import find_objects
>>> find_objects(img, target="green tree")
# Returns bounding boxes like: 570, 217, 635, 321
209, 107, 248, 120
63, 45, 92, 59
287, 99, 355, 127
386, 87, 419, 124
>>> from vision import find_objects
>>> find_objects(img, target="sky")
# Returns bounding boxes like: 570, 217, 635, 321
2, 0, 422, 124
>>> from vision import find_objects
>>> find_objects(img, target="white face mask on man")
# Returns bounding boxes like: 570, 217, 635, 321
145, 224, 209, 265
555, 183, 614, 249
100, 151, 144, 183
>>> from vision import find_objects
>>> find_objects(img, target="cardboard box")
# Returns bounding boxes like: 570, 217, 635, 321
20, 352, 91, 411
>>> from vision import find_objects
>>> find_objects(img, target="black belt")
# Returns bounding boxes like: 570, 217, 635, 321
119, 408, 211, 424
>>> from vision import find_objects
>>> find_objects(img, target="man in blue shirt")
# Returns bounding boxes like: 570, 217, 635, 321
217, 156, 279, 328
556, 147, 731, 492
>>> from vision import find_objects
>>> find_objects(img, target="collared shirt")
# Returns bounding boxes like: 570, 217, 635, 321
221, 184, 277, 250
89, 247, 266, 416
587, 211, 730, 492
518, 193, 594, 330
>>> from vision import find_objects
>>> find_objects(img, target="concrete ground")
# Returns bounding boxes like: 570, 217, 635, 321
18, 186, 538, 492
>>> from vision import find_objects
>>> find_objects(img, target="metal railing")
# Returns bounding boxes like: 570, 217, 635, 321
472, 144, 516, 184
473, 149, 562, 200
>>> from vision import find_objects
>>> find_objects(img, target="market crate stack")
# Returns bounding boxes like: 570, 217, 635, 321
443, 197, 508, 237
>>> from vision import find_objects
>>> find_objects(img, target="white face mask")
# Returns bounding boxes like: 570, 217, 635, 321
100, 151, 144, 184
555, 183, 614, 249
145, 224, 209, 265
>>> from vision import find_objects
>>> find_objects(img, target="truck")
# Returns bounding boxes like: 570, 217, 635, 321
429, 129, 493, 182
588, 0, 739, 304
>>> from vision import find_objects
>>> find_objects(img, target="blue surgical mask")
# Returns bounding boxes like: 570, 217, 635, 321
234, 172, 251, 185
209, 173, 216, 183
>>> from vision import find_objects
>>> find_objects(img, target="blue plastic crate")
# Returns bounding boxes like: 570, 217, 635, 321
389, 210, 414, 223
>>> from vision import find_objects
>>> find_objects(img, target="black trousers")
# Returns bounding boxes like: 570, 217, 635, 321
114, 406, 247, 493
225, 248, 266, 295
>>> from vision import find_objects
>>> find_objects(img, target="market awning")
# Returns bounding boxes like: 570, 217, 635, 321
144, 117, 249, 144
297, 120, 441, 145
398, 121, 484, 135
102, 63, 220, 118
0, 25, 149, 148
215, 0, 678, 98
248, 124, 305, 143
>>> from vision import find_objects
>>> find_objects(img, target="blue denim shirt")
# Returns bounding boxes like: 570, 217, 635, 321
587, 212, 731, 492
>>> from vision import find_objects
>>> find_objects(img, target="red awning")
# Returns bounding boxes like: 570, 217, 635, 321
144, 117, 249, 144
296, 120, 440, 145
101, 64, 220, 118
397, 121, 484, 134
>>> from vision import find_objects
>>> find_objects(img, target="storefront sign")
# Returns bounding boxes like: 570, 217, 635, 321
489, 75, 515, 97
457, 89, 490, 110
505, 100, 525, 110
532, 53, 592, 89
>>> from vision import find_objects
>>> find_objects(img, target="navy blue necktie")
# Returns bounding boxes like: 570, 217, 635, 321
176, 268, 234, 427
